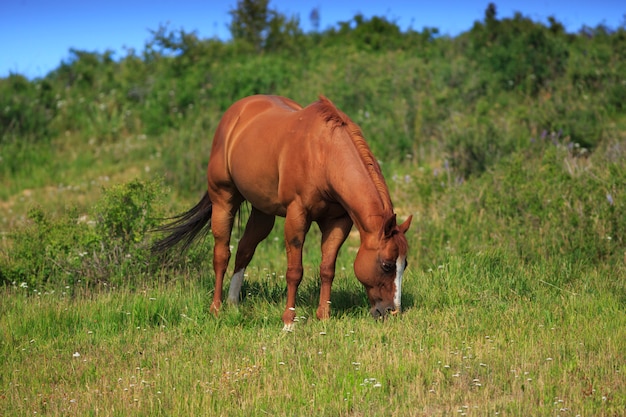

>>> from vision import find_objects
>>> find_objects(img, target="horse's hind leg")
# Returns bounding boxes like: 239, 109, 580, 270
209, 193, 243, 315
228, 208, 275, 304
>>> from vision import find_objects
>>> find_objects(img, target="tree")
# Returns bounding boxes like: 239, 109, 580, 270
309, 7, 320, 32
229, 0, 303, 53
229, 0, 270, 52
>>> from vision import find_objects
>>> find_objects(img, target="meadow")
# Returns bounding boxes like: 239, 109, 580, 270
1, 5, 625, 416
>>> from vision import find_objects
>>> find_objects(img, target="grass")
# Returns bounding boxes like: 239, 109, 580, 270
1, 124, 624, 416
1, 253, 624, 416
1, 127, 624, 415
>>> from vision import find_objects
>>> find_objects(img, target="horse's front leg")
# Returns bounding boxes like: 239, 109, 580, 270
317, 215, 352, 320
282, 205, 311, 331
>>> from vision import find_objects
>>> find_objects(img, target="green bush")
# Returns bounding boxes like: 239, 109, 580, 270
95, 179, 162, 249
0, 206, 93, 288
4, 4, 624, 178
1, 179, 165, 289
0, 74, 56, 143
89, 179, 165, 284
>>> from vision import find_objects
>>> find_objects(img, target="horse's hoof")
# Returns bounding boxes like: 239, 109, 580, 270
209, 301, 222, 315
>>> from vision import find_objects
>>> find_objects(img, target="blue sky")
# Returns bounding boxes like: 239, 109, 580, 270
1, 1, 624, 79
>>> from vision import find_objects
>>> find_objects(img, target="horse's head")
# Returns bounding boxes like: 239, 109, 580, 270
354, 214, 413, 320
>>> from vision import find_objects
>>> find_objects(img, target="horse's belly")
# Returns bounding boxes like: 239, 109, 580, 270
240, 186, 288, 217
227, 161, 286, 216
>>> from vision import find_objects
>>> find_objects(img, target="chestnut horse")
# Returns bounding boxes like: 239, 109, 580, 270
153, 95, 412, 330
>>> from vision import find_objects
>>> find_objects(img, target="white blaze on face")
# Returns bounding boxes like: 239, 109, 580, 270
228, 268, 245, 304
394, 255, 406, 312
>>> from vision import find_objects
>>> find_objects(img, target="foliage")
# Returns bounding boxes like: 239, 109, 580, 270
2, 3, 624, 179
458, 138, 623, 266
0, 74, 56, 143
229, 0, 303, 52
0, 206, 92, 288
229, 0, 271, 51
1, 2, 625, 284
466, 3, 570, 95
0, 180, 164, 288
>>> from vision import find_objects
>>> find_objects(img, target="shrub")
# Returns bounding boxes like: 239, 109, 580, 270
0, 179, 165, 289
0, 206, 94, 288
0, 74, 55, 143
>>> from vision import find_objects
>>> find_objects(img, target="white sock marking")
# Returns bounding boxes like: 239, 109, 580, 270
227, 269, 245, 304
394, 256, 406, 311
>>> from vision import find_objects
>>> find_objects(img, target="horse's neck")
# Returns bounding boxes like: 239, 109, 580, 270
330, 155, 392, 244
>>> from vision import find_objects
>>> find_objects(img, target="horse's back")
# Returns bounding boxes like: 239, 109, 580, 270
223, 95, 302, 127
212, 95, 299, 149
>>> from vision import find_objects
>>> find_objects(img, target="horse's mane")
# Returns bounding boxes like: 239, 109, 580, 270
316, 95, 393, 213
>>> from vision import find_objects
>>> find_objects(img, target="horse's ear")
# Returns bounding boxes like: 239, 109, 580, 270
398, 215, 413, 234
383, 214, 397, 238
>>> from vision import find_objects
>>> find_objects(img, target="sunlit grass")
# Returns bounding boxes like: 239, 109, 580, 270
2, 256, 624, 416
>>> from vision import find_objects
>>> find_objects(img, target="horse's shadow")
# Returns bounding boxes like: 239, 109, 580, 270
238, 278, 416, 318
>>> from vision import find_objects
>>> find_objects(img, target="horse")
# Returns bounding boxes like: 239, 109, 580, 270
153, 95, 412, 330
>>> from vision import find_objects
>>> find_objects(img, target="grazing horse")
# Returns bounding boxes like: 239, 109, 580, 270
153, 95, 412, 329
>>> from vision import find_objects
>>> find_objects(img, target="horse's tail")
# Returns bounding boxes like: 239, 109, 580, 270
152, 192, 213, 254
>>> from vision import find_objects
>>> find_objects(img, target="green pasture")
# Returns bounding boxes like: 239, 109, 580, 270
2, 256, 624, 416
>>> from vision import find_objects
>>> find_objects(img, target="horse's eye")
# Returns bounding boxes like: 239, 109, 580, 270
381, 262, 395, 273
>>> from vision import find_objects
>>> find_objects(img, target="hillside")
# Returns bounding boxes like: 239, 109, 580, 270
2, 5, 625, 278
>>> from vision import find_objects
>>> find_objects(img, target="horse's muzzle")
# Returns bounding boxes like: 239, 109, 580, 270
370, 301, 399, 320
